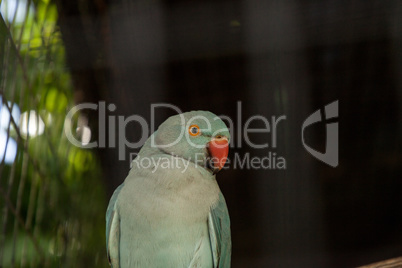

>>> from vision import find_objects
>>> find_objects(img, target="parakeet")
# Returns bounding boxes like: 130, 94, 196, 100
106, 111, 231, 268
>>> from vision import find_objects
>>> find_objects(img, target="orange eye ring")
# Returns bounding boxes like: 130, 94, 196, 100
189, 124, 201, 136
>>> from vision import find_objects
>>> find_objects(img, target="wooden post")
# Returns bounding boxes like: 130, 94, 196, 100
359, 257, 402, 268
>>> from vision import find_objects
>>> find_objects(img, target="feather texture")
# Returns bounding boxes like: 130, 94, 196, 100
208, 192, 232, 268
105, 111, 232, 268
106, 184, 124, 268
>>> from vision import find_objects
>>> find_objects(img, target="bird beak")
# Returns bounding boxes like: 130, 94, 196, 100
207, 136, 229, 174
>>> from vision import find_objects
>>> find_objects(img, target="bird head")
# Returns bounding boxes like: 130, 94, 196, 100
150, 111, 230, 174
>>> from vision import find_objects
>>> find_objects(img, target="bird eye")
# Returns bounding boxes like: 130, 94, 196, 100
189, 125, 201, 136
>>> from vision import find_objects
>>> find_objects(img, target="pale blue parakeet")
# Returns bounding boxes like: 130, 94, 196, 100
106, 111, 231, 268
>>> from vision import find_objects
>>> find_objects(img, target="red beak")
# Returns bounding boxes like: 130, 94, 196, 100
207, 136, 229, 174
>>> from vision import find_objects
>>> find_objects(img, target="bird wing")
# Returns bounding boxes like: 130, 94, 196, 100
106, 184, 124, 268
208, 191, 232, 268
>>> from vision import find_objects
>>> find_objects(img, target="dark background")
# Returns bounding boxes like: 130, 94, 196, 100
56, 0, 402, 266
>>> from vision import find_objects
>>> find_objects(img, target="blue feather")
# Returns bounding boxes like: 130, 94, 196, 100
208, 192, 232, 268
106, 184, 124, 267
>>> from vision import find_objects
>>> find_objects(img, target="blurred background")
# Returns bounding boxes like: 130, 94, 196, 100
0, 0, 401, 267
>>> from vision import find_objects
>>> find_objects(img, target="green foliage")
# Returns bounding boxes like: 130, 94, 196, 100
0, 0, 108, 267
